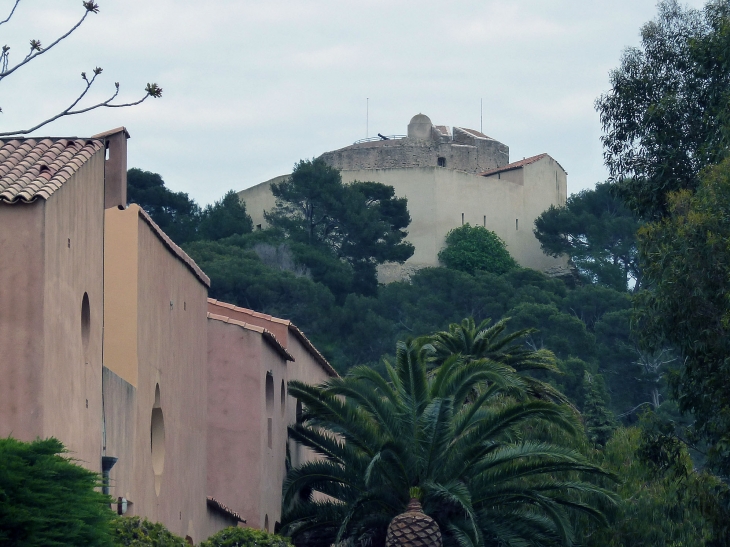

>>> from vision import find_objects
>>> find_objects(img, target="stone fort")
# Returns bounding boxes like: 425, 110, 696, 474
239, 113, 568, 281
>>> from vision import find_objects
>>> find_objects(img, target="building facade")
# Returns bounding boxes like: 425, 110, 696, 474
238, 114, 569, 282
206, 299, 337, 533
0, 129, 334, 543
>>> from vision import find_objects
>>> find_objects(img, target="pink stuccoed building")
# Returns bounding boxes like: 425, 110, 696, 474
0, 128, 335, 543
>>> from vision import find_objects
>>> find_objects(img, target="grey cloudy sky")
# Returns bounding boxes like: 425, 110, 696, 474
0, 0, 708, 205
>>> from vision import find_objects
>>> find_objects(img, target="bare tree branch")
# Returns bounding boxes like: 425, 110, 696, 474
0, 1, 99, 81
0, 73, 162, 137
0, 0, 21, 27
0, 2, 162, 136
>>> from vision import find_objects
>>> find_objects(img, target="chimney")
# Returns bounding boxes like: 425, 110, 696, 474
92, 127, 130, 209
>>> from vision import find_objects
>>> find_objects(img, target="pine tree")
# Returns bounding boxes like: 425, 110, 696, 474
582, 371, 617, 447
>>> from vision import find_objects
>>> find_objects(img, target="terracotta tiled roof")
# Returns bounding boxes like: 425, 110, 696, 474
133, 205, 211, 288
207, 312, 295, 361
0, 138, 104, 203
206, 496, 246, 523
208, 298, 338, 377
479, 153, 548, 177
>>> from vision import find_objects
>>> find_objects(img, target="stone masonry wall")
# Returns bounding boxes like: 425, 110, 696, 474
320, 137, 508, 174
319, 116, 510, 174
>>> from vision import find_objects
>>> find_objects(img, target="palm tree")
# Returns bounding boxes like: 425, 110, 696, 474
427, 317, 570, 405
281, 335, 615, 547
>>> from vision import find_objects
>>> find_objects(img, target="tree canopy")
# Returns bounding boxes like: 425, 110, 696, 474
264, 159, 414, 295
596, 0, 730, 219
127, 168, 202, 244
534, 182, 641, 291
437, 224, 517, 276
596, 0, 730, 475
635, 157, 730, 474
578, 423, 730, 546
127, 170, 253, 245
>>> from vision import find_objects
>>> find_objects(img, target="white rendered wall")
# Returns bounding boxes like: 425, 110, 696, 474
238, 158, 568, 282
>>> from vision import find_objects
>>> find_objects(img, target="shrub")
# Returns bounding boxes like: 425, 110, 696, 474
0, 437, 115, 547
200, 527, 291, 547
112, 516, 187, 546
438, 224, 517, 275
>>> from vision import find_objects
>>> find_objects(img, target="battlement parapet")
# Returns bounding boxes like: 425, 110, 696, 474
319, 114, 509, 174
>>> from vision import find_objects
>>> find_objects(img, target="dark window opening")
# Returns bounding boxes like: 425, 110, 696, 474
280, 380, 286, 415
437, 157, 446, 167
81, 293, 90, 360
265, 373, 274, 414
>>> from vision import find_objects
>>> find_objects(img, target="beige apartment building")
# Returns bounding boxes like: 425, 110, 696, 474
238, 114, 569, 282
0, 128, 335, 542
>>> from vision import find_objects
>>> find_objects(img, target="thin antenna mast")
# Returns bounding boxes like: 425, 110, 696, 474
366, 98, 369, 138
480, 98, 483, 133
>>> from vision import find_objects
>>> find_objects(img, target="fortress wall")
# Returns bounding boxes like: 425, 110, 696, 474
343, 166, 567, 280
239, 175, 284, 229
483, 156, 569, 274
340, 168, 530, 277
239, 163, 568, 283
320, 137, 508, 174
519, 158, 569, 273
342, 168, 440, 270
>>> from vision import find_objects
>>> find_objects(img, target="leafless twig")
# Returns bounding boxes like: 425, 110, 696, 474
0, 71, 162, 137
0, 2, 99, 81
0, 0, 20, 27
0, 2, 162, 136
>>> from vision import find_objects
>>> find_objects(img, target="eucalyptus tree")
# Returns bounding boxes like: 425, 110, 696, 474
596, 0, 730, 219
282, 337, 615, 547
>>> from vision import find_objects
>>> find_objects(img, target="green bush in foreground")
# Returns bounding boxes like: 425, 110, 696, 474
112, 516, 187, 546
200, 527, 291, 547
0, 436, 115, 547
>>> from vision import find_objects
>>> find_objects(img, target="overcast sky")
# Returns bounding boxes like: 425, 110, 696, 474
0, 0, 709, 205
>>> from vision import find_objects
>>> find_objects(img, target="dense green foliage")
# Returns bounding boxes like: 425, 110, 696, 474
534, 182, 641, 290
579, 424, 730, 546
596, 0, 730, 477
437, 224, 517, 275
127, 168, 202, 244
635, 157, 730, 474
283, 330, 614, 547
0, 437, 115, 546
127, 169, 253, 244
111, 517, 187, 546
199, 527, 291, 547
265, 159, 414, 295
199, 191, 255, 241
184, 232, 648, 419
596, 0, 730, 219
580, 372, 616, 448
